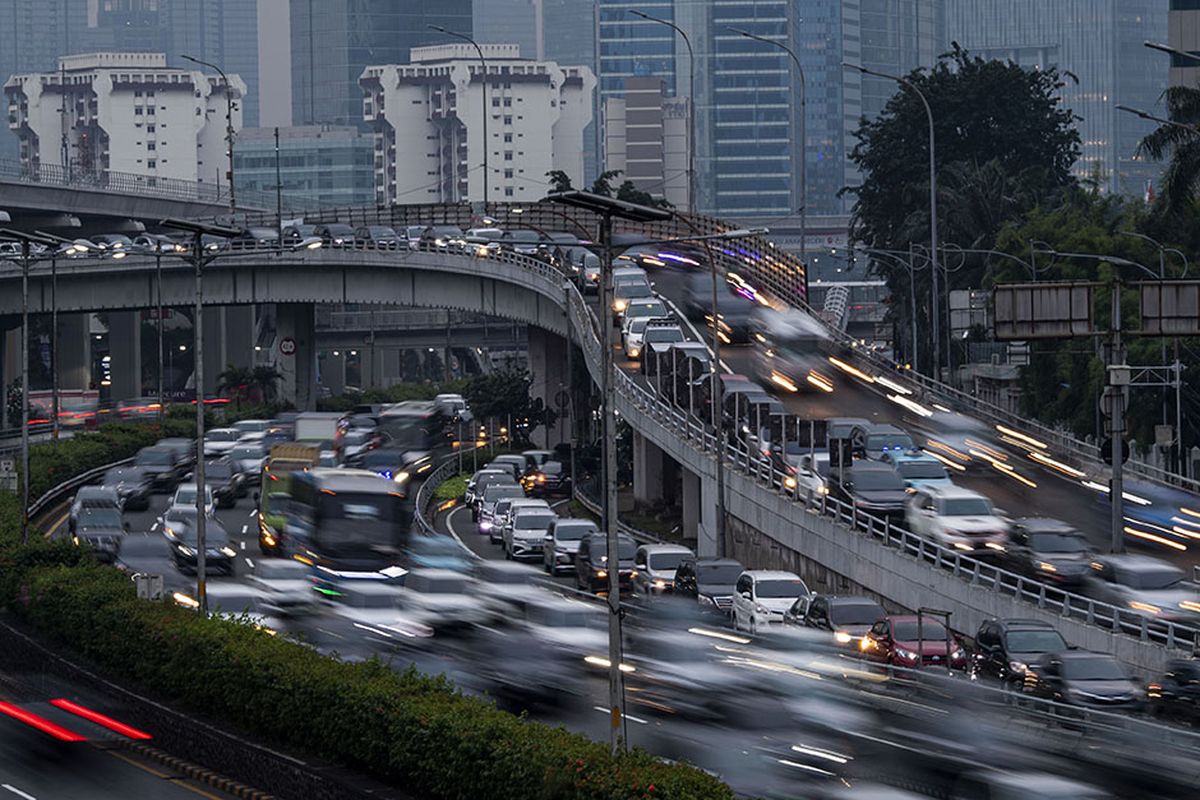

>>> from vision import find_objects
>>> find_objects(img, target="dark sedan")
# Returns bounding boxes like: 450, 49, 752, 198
829, 462, 908, 518
672, 557, 744, 615
204, 457, 245, 508
1024, 651, 1145, 711
522, 460, 572, 497
785, 594, 885, 647
314, 223, 356, 248
230, 227, 280, 250
971, 618, 1069, 686
1004, 518, 1094, 586
354, 225, 403, 249
101, 465, 152, 511
134, 446, 185, 491
1148, 659, 1200, 723
73, 507, 128, 563
161, 508, 236, 575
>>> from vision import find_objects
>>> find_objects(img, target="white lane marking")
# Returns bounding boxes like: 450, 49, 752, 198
660, 295, 733, 373
3, 785, 38, 800
247, 509, 257, 518
445, 506, 483, 561
149, 522, 158, 531
316, 627, 345, 640
592, 706, 647, 725
245, 558, 255, 570
241, 524, 248, 535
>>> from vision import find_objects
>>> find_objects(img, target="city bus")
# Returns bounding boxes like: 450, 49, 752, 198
376, 401, 451, 457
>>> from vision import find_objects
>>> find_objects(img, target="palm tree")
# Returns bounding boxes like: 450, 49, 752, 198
250, 365, 282, 404
216, 364, 253, 408
1137, 85, 1200, 211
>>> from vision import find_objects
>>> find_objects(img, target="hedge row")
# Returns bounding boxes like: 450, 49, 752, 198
2, 557, 730, 800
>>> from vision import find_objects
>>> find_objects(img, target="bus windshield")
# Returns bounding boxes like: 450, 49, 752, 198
314, 491, 400, 555
378, 411, 445, 451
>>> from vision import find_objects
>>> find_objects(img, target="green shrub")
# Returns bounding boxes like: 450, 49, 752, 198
2, 562, 730, 800
433, 474, 468, 502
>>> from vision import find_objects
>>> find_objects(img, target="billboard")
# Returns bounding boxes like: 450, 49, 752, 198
1136, 281, 1200, 336
992, 282, 1096, 340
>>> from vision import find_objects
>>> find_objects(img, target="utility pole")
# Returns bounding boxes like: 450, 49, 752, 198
275, 127, 283, 244
182, 55, 237, 213
156, 251, 165, 421
51, 254, 59, 444
1107, 282, 1125, 554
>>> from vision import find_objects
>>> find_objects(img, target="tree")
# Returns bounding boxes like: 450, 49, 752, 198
616, 180, 673, 209
589, 170, 622, 197
545, 170, 574, 193
216, 364, 254, 408
250, 365, 282, 403
462, 370, 556, 444
1137, 85, 1200, 212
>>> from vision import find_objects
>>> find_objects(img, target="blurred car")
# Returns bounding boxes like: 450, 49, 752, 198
575, 532, 637, 594
203, 427, 242, 457
1003, 518, 1093, 586
156, 438, 195, 469
69, 486, 123, 533
133, 233, 183, 254
1024, 650, 1144, 711
161, 508, 235, 575
100, 465, 152, 511
203, 457, 245, 508
627, 319, 683, 362
520, 596, 606, 656
228, 443, 267, 486
418, 225, 466, 250
353, 225, 402, 249
499, 229, 545, 255
281, 224, 317, 246
504, 505, 557, 560
672, 556, 744, 614
405, 535, 472, 572
522, 460, 572, 497
905, 485, 1009, 554
403, 224, 427, 249
477, 483, 525, 535
465, 468, 512, 509
732, 570, 810, 633
167, 482, 215, 516
115, 397, 161, 421
971, 618, 1069, 685
329, 583, 434, 641
830, 461, 908, 518
473, 560, 549, 615
72, 506, 127, 563
542, 517, 598, 575
487, 454, 527, 481
880, 450, 953, 490
785, 594, 886, 647
859, 423, 915, 460
340, 428, 380, 463
951, 771, 1113, 800
245, 559, 318, 615
1079, 554, 1200, 626
632, 543, 694, 596
784, 448, 830, 501
397, 569, 493, 631
229, 227, 280, 250
92, 233, 134, 251
861, 615, 969, 671
314, 223, 355, 248
520, 449, 552, 473
355, 448, 412, 483
1147, 659, 1200, 724
617, 297, 668, 327
232, 418, 271, 435
134, 445, 186, 491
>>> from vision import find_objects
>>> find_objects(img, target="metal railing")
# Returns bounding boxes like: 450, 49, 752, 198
27, 457, 135, 528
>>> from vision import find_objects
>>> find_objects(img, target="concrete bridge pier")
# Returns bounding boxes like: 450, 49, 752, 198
276, 304, 316, 411
682, 467, 719, 557
57, 313, 91, 391
202, 307, 256, 393
1, 324, 17, 429
108, 311, 142, 401
319, 350, 347, 397
527, 327, 567, 448
633, 431, 666, 505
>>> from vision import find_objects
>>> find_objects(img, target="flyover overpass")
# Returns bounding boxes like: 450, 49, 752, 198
0, 229, 1195, 675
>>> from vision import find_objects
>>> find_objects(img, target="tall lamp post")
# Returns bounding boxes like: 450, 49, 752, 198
0, 229, 72, 543
182, 55, 237, 214
844, 62, 940, 377
630, 10, 696, 211
429, 25, 489, 205
729, 26, 806, 267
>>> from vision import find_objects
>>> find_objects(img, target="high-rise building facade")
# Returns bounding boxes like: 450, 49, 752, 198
1169, 0, 1200, 87
290, 0, 472, 128
474, 0, 541, 59
947, 0, 1168, 196
603, 77, 689, 208
360, 44, 595, 205
5, 52, 244, 186
233, 125, 374, 209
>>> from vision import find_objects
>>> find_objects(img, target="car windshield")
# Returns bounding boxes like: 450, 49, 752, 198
515, 513, 555, 530
868, 433, 913, 451
1122, 566, 1184, 590
648, 552, 687, 570
78, 509, 123, 528
756, 579, 807, 598
206, 462, 233, 479
175, 486, 211, 504
628, 318, 649, 335
1006, 629, 1068, 653
942, 498, 993, 516
1029, 532, 1089, 553
853, 470, 903, 491
484, 486, 524, 502
643, 328, 684, 345
136, 450, 172, 466
697, 563, 742, 583
360, 452, 403, 467
618, 284, 653, 299
897, 461, 947, 480
553, 522, 594, 541
892, 620, 948, 640
230, 445, 264, 460
1062, 656, 1127, 681
589, 538, 637, 560
541, 462, 563, 475
830, 601, 885, 626
628, 302, 667, 317
344, 431, 370, 445
206, 430, 239, 442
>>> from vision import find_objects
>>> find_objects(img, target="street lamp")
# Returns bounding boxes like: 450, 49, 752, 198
1115, 104, 1200, 137
630, 10, 696, 211
429, 25, 489, 205
182, 55, 237, 214
844, 62, 940, 377
0, 229, 67, 543
729, 26, 806, 267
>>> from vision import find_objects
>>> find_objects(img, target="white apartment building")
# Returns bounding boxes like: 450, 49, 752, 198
5, 52, 245, 187
360, 44, 595, 205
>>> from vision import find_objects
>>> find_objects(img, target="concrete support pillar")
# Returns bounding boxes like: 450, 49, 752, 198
527, 326, 567, 448
57, 313, 91, 390
202, 307, 227, 393
276, 303, 316, 411
108, 311, 142, 402
1, 324, 18, 429
321, 351, 347, 397
682, 467, 719, 557
633, 431, 666, 505
224, 306, 255, 374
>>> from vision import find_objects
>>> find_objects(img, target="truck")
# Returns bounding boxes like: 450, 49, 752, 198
293, 411, 348, 445
257, 442, 320, 556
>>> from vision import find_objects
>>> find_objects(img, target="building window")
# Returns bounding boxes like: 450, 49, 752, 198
504, 133, 512, 143
147, 159, 156, 169
134, 107, 143, 115
134, 90, 142, 97
492, 97, 500, 107
504, 169, 513, 178
503, 116, 512, 125
147, 106, 155, 115
147, 142, 156, 151
147, 124, 155, 133
504, 151, 513, 161
504, 187, 514, 197
502, 97, 512, 107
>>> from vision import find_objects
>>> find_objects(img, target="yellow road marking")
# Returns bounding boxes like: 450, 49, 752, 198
42, 511, 69, 541
100, 748, 227, 800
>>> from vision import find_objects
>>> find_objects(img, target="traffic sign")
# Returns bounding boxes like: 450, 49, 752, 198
555, 389, 570, 409
279, 337, 297, 356
0, 458, 14, 476
1100, 437, 1130, 466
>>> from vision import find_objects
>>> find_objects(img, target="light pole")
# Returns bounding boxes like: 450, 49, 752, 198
729, 26, 806, 266
275, 126, 284, 245
182, 55, 237, 214
430, 25, 489, 205
844, 62, 939, 377
1115, 103, 1200, 138
630, 10, 696, 211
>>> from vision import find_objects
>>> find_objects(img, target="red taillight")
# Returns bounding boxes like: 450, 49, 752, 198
0, 701, 86, 742
49, 699, 151, 740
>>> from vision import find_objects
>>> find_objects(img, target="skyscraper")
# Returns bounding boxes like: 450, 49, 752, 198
1169, 0, 1200, 87
946, 0, 1168, 196
290, 0, 472, 127
473, 0, 540, 59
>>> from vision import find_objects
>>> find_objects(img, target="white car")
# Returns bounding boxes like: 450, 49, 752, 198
167, 483, 215, 516
505, 505, 558, 560
786, 450, 830, 501
731, 570, 810, 634
624, 318, 683, 360
905, 485, 1009, 554
203, 428, 241, 457
233, 419, 271, 435
496, 497, 550, 547
330, 583, 435, 642
521, 597, 606, 655
632, 543, 695, 595
246, 559, 319, 615
397, 569, 495, 630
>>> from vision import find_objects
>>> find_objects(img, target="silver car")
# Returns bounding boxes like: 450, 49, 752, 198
543, 518, 598, 575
